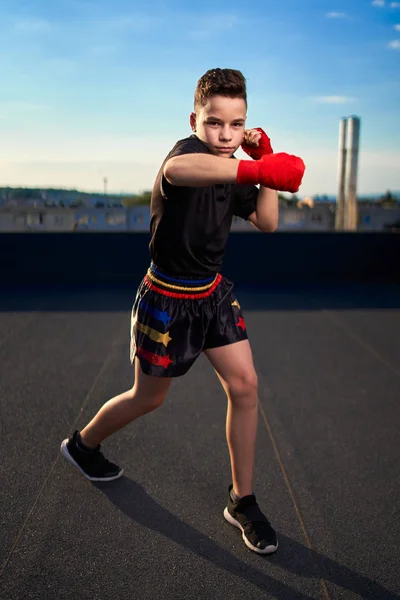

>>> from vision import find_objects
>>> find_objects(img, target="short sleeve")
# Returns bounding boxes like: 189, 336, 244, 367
161, 136, 209, 197
231, 184, 258, 221
166, 135, 209, 159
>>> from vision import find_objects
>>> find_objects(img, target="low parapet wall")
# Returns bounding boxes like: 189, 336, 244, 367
0, 231, 398, 285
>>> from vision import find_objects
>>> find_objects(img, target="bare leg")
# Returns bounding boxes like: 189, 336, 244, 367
204, 340, 258, 498
80, 358, 172, 448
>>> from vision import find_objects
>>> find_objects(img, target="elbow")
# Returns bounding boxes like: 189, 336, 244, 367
259, 221, 278, 233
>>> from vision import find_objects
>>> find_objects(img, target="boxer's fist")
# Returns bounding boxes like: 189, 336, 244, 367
258, 153, 305, 192
237, 153, 305, 193
241, 128, 273, 160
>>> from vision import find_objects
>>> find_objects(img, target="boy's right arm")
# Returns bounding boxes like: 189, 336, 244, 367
164, 152, 305, 193
164, 154, 239, 187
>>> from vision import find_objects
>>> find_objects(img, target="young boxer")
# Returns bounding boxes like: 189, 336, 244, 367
61, 68, 305, 554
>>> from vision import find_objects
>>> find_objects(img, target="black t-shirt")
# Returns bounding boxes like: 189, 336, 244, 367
149, 135, 258, 276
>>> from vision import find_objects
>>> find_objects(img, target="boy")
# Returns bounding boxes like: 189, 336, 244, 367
61, 68, 305, 554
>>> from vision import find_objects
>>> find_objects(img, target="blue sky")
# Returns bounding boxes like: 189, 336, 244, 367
1, 0, 399, 196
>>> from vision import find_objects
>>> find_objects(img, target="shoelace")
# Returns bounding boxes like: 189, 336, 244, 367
90, 448, 116, 470
235, 496, 270, 524
242, 516, 276, 547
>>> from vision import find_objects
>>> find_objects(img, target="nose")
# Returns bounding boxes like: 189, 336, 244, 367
219, 126, 232, 142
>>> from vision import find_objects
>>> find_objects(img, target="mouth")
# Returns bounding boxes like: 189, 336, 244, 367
216, 147, 234, 153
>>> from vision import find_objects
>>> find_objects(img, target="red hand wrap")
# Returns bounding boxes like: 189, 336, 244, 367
241, 128, 273, 160
237, 153, 305, 193
237, 160, 260, 185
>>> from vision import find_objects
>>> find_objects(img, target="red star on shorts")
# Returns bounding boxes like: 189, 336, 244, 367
237, 317, 246, 331
137, 347, 173, 369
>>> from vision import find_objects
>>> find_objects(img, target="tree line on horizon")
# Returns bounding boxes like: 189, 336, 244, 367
1, 187, 399, 208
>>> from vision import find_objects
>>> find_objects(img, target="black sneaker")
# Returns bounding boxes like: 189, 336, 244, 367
224, 485, 278, 554
60, 430, 124, 482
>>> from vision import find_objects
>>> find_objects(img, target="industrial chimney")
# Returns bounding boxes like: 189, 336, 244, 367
336, 116, 361, 231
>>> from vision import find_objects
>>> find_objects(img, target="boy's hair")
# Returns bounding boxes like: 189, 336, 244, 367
194, 68, 247, 110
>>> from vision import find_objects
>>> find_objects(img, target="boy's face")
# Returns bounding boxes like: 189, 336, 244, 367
190, 95, 246, 158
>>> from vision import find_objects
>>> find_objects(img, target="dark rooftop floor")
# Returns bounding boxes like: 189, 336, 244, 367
1, 282, 399, 600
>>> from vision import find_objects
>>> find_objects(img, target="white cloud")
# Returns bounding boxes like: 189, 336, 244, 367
395, 24, 400, 30
388, 39, 400, 48
13, 18, 52, 33
313, 96, 356, 104
390, 2, 400, 7
326, 11, 347, 18
371, 0, 385, 6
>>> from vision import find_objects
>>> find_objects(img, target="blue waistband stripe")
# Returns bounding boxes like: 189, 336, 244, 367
150, 263, 215, 285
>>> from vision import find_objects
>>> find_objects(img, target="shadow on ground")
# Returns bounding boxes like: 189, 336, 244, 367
96, 478, 398, 600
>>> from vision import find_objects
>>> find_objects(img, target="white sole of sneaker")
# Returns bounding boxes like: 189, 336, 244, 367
60, 439, 124, 482
223, 507, 278, 555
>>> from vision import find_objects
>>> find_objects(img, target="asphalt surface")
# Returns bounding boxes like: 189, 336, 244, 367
1, 282, 399, 600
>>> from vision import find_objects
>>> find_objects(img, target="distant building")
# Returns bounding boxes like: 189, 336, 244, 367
1, 198, 399, 233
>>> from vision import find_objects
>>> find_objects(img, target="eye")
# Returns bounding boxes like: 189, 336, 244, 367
208, 121, 219, 126
233, 123, 243, 128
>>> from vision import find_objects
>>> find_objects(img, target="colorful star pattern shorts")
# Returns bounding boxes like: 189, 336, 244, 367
130, 262, 248, 377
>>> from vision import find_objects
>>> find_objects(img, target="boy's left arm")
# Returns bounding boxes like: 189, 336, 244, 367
248, 186, 279, 233
241, 128, 278, 233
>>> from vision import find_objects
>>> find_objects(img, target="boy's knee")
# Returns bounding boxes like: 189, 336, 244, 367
229, 370, 258, 405
127, 387, 166, 413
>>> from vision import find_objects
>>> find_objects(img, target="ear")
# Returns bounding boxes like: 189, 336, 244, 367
190, 112, 197, 132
